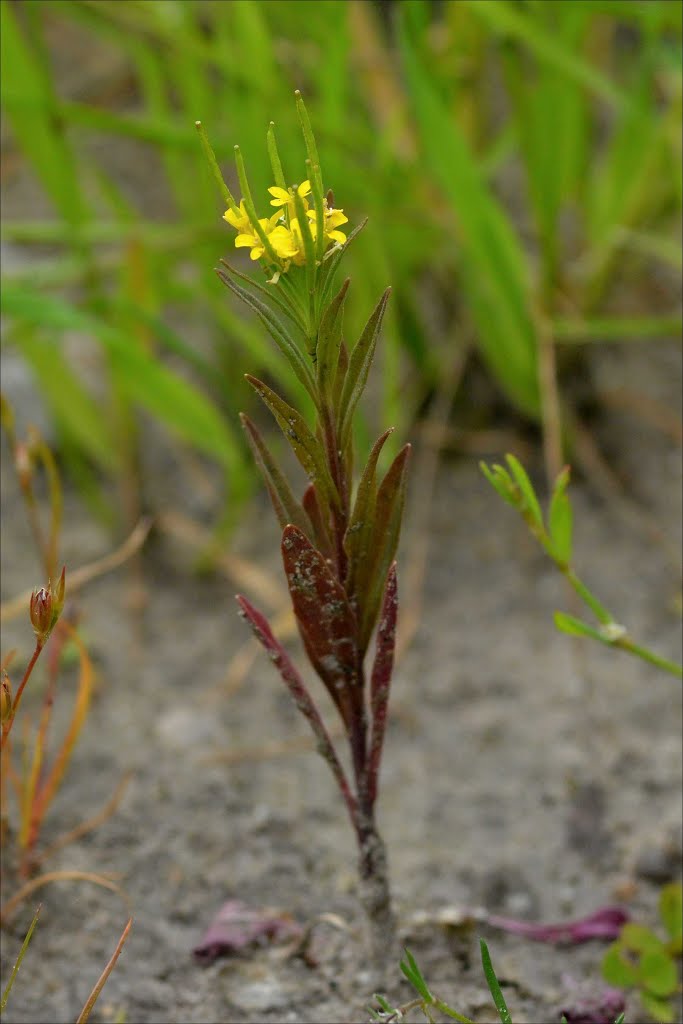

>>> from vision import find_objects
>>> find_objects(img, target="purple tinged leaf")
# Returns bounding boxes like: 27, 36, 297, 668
486, 906, 629, 944
316, 279, 349, 404
359, 444, 411, 653
367, 564, 398, 808
240, 413, 312, 536
193, 899, 303, 964
344, 429, 394, 615
236, 594, 357, 825
245, 375, 339, 509
302, 483, 333, 559
338, 288, 391, 448
280, 526, 360, 729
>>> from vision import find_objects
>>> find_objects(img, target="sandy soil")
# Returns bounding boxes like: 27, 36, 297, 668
1, 18, 681, 1022
1, 331, 681, 1024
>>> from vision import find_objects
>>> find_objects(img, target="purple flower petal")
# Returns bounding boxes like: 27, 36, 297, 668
194, 899, 303, 965
485, 905, 629, 945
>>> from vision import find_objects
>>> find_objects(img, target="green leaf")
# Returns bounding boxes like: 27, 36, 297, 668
216, 269, 316, 400
659, 882, 682, 945
9, 329, 117, 473
2, 286, 241, 472
601, 942, 640, 988
621, 924, 667, 955
400, 949, 432, 1002
554, 612, 607, 642
245, 375, 339, 508
640, 949, 678, 998
344, 428, 394, 610
548, 466, 573, 565
479, 939, 513, 1024
399, 18, 540, 417
480, 462, 517, 507
505, 454, 544, 531
0, 1, 86, 227
239, 414, 312, 536
338, 288, 391, 447
316, 279, 349, 405
358, 444, 411, 653
639, 991, 676, 1024
464, 0, 626, 108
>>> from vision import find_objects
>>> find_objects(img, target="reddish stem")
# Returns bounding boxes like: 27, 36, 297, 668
1, 639, 44, 748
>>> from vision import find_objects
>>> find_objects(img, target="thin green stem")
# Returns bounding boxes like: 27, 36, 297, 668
1, 640, 44, 748
195, 121, 240, 215
233, 146, 280, 265
565, 567, 613, 625
266, 122, 287, 190
617, 638, 683, 679
0, 904, 42, 1010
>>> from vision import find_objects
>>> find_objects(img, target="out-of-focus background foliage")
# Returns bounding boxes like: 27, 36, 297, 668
2, 0, 681, 538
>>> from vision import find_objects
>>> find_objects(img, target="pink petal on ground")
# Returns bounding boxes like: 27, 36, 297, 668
485, 905, 629, 944
194, 899, 303, 965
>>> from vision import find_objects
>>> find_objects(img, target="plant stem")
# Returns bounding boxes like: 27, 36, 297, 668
356, 813, 395, 964
617, 638, 683, 679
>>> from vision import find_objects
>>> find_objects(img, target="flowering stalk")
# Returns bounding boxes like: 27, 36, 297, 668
199, 94, 410, 958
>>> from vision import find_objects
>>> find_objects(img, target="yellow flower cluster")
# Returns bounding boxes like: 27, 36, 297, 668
223, 180, 348, 268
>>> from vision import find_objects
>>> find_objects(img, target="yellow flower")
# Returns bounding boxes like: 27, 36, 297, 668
223, 200, 251, 233
268, 180, 312, 219
308, 204, 348, 247
269, 218, 306, 266
235, 212, 281, 261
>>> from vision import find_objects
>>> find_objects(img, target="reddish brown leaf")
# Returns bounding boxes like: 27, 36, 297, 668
367, 564, 398, 807
236, 595, 357, 826
302, 483, 333, 559
240, 413, 312, 536
359, 443, 410, 652
194, 900, 303, 964
281, 526, 360, 724
344, 428, 394, 614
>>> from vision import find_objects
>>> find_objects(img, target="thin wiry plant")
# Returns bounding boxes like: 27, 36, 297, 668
198, 93, 410, 960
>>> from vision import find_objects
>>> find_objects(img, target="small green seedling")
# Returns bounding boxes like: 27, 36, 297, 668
481, 456, 683, 680
602, 882, 682, 1023
369, 940, 512, 1024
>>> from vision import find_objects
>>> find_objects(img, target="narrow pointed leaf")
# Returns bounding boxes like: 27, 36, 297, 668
554, 612, 606, 642
216, 270, 316, 399
480, 462, 518, 507
239, 413, 312, 535
316, 279, 349, 402
218, 259, 302, 332
345, 429, 394, 608
548, 466, 573, 566
236, 595, 356, 823
359, 444, 411, 652
333, 340, 349, 417
281, 526, 360, 725
319, 218, 368, 309
245, 375, 339, 508
505, 454, 544, 530
338, 288, 391, 445
302, 483, 333, 559
367, 564, 398, 807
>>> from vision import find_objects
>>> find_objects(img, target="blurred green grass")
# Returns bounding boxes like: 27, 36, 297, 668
1, 0, 681, 536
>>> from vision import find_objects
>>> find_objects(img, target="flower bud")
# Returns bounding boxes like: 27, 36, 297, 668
30, 587, 53, 639
1, 672, 12, 724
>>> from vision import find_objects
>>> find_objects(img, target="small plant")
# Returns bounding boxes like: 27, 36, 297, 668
198, 94, 410, 959
602, 882, 682, 1023
370, 941, 513, 1024
480, 455, 683, 680
0, 397, 92, 878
